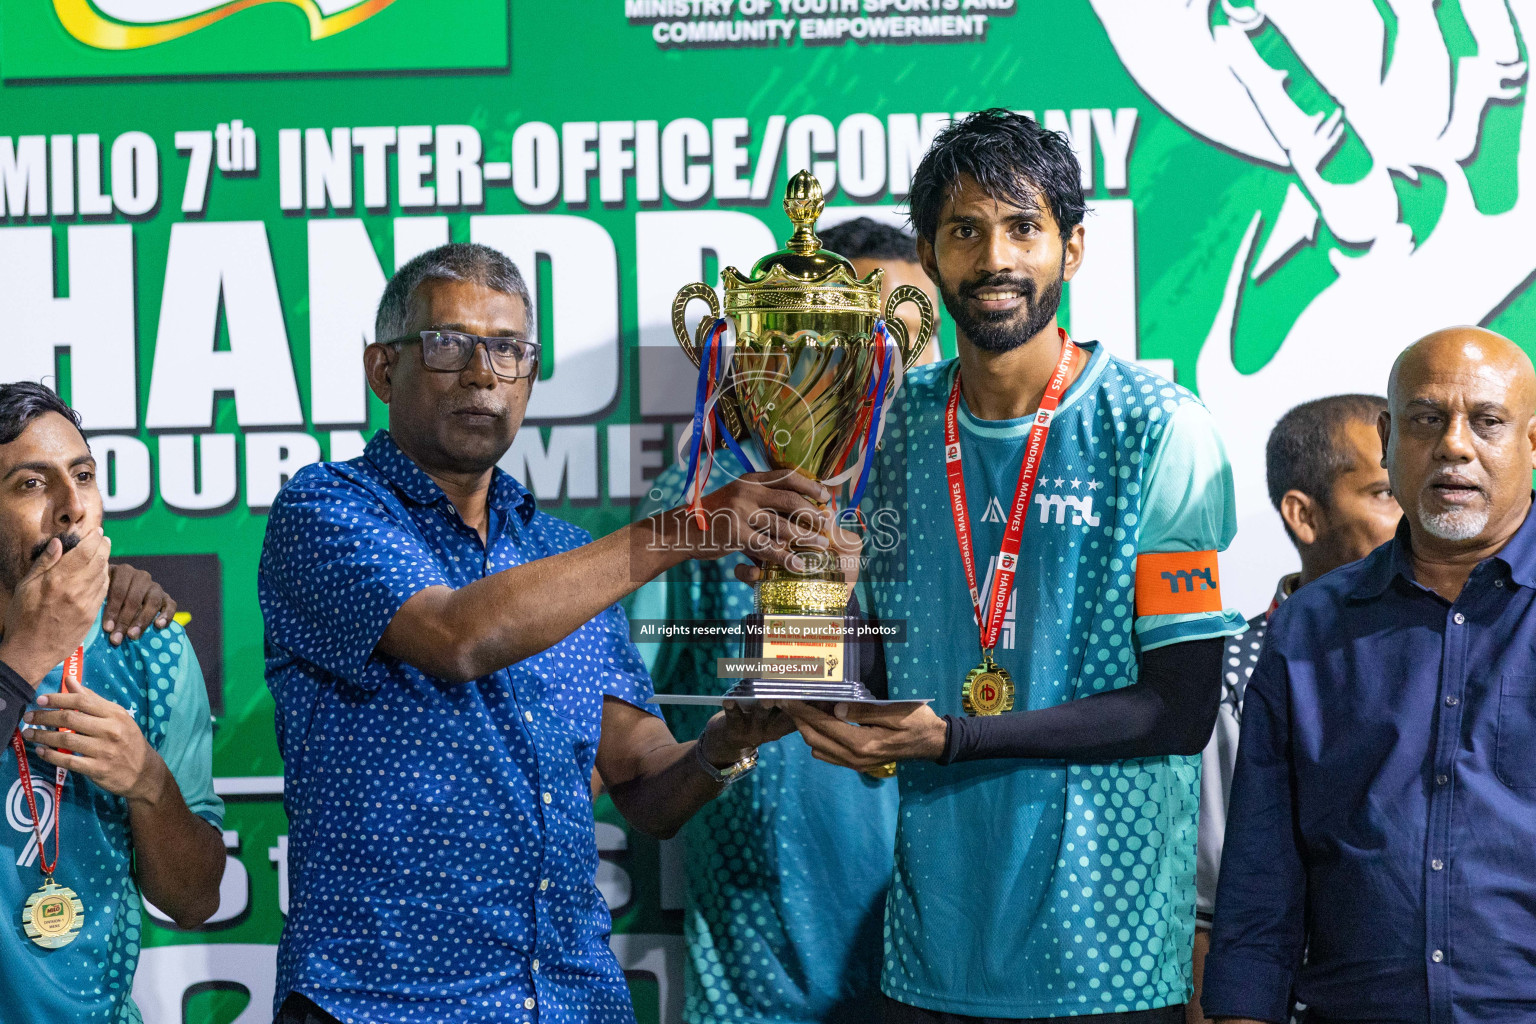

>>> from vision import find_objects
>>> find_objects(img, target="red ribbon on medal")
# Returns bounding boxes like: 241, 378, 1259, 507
10, 645, 80, 878
945, 335, 1078, 655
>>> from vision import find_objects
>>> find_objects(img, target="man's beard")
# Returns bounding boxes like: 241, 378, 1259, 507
1418, 498, 1489, 541
939, 262, 1065, 355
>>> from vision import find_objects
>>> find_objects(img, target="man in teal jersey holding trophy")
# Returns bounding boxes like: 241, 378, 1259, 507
784, 110, 1246, 1023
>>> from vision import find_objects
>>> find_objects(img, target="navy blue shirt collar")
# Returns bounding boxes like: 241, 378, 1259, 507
364, 430, 536, 524
1352, 493, 1536, 598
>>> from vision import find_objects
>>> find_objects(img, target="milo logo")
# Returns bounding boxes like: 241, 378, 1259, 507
1, 0, 508, 79
55, 0, 396, 51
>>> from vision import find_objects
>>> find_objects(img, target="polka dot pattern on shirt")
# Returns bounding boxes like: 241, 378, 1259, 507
1, 620, 221, 1024
638, 461, 897, 1024
867, 348, 1228, 1016
258, 431, 657, 1024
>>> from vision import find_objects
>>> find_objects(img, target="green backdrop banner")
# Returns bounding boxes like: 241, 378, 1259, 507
2, 1, 1533, 1021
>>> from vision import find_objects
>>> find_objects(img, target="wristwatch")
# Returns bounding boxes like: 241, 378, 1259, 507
694, 737, 758, 786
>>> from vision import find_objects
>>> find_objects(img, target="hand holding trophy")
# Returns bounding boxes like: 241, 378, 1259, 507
652, 170, 934, 708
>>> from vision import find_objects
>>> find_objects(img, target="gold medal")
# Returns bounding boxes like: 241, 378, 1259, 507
23, 880, 84, 949
12, 645, 85, 951
961, 655, 1015, 716
946, 342, 1077, 723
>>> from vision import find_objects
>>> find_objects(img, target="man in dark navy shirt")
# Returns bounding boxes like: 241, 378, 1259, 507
1204, 326, 1536, 1024
259, 243, 833, 1024
1190, 394, 1401, 1021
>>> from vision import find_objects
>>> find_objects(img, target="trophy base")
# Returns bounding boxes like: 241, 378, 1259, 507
725, 678, 877, 701
649, 679, 931, 709
755, 569, 850, 616
648, 592, 931, 708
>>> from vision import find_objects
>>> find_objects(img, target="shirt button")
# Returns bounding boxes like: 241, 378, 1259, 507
1432, 949, 1445, 963
524, 996, 536, 1009
532, 958, 540, 972
1496, 579, 1506, 588
524, 711, 534, 723
1432, 859, 1444, 871
1445, 695, 1459, 707
542, 791, 552, 804
539, 878, 549, 891
1453, 613, 1466, 625
1436, 773, 1449, 786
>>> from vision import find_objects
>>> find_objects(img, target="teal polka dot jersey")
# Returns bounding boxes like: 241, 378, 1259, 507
259, 431, 660, 1024
865, 343, 1245, 1016
631, 460, 898, 1024
0, 614, 223, 1023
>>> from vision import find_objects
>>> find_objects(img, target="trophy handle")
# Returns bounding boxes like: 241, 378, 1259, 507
671, 283, 721, 369
670, 282, 749, 447
883, 285, 936, 368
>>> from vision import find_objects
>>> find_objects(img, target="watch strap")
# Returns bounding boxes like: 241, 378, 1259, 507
693, 738, 758, 785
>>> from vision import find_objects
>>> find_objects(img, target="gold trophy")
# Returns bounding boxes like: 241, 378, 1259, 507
653, 170, 934, 705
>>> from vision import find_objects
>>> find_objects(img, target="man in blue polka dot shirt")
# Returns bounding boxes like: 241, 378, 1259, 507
259, 243, 830, 1024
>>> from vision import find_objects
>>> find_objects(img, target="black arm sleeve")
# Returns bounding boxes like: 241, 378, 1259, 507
0, 659, 34, 740
936, 637, 1224, 765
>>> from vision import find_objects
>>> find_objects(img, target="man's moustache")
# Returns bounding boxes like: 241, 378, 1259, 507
30, 532, 81, 561
449, 401, 505, 416
961, 277, 1036, 300
1428, 474, 1482, 489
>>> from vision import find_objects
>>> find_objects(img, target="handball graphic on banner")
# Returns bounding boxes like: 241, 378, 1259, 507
652, 170, 935, 708
1091, 0, 1536, 611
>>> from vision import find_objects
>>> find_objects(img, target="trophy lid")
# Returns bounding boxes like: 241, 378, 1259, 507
750, 170, 859, 281
720, 169, 881, 317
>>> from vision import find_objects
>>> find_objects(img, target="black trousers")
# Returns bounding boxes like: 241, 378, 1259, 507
883, 997, 1186, 1024
274, 993, 343, 1024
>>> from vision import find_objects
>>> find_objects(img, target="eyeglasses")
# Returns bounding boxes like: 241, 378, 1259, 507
391, 330, 542, 380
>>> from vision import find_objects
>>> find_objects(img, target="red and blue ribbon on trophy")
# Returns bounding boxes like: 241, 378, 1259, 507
679, 317, 901, 531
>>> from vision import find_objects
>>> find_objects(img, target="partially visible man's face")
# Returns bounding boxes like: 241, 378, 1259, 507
1383, 331, 1536, 545
1313, 418, 1402, 571
850, 257, 941, 367
917, 174, 1083, 354
0, 412, 100, 590
368, 277, 533, 477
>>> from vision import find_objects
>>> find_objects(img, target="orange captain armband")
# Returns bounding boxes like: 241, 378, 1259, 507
1135, 550, 1225, 616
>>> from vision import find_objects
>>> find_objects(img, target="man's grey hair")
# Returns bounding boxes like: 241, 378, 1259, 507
374, 242, 533, 343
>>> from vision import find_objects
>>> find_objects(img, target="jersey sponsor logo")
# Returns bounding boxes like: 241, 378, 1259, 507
980, 496, 1006, 523
5, 778, 55, 868
978, 556, 1018, 650
1033, 492, 1101, 527
1165, 568, 1216, 592
1135, 550, 1225, 616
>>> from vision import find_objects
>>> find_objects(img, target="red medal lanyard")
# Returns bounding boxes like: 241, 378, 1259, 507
945, 338, 1078, 655
10, 645, 80, 878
